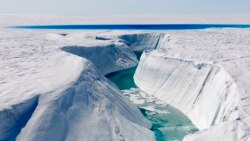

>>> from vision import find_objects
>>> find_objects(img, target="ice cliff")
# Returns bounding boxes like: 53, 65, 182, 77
134, 29, 250, 141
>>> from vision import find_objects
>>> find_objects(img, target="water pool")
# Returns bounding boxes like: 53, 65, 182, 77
10, 24, 250, 30
106, 67, 198, 141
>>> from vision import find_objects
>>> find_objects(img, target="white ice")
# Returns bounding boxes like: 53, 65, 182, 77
0, 28, 162, 141
135, 29, 250, 141
1, 15, 250, 141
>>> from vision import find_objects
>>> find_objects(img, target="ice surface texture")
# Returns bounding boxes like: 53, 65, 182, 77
0, 30, 164, 141
1, 21, 250, 141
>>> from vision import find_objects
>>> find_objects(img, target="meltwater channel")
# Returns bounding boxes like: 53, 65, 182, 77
106, 52, 198, 141
12, 24, 233, 140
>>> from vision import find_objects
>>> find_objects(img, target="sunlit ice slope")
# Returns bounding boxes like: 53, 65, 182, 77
0, 29, 165, 141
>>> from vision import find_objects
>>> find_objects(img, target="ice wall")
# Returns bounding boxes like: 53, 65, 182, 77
60, 32, 168, 75
117, 33, 168, 51
62, 43, 138, 74
134, 50, 249, 141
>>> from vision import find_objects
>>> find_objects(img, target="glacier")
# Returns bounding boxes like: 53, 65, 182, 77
1, 15, 250, 141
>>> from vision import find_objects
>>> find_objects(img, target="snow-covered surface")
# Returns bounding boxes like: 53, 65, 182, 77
135, 29, 250, 141
1, 15, 250, 141
0, 28, 160, 141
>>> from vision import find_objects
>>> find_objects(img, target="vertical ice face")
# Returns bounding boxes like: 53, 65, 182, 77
117, 33, 168, 51
134, 50, 249, 141
0, 96, 39, 141
61, 43, 138, 75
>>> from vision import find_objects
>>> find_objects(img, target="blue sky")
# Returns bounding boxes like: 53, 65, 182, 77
0, 0, 250, 15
